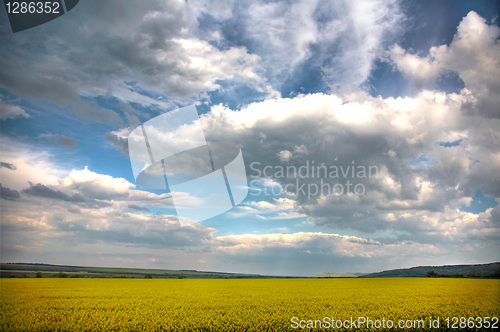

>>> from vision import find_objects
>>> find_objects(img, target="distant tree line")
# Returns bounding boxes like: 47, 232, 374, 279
426, 270, 465, 278
426, 270, 500, 278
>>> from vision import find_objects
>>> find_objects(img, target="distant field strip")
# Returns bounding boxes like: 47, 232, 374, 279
1, 278, 499, 331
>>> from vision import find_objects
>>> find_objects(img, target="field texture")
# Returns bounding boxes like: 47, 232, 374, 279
1, 278, 499, 331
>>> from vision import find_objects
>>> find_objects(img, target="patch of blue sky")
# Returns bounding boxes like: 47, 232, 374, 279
367, 59, 410, 98
408, 154, 432, 167
460, 190, 498, 214
130, 204, 176, 216
1, 88, 78, 138
88, 95, 156, 122
123, 81, 169, 101
207, 80, 268, 110
435, 70, 465, 94
439, 138, 462, 148
398, 0, 500, 54
368, 0, 495, 99
202, 209, 313, 237
279, 53, 330, 97
0, 91, 128, 176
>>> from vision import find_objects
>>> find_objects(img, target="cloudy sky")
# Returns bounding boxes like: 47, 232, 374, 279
0, 0, 499, 276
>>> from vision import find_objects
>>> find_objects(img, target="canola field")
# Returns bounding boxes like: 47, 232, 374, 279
1, 278, 499, 331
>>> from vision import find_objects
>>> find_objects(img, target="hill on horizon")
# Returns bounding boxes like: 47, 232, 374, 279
360, 262, 500, 278
0, 263, 279, 279
313, 272, 368, 278
2, 262, 499, 279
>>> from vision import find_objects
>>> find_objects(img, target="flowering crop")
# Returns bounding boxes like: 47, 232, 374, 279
1, 278, 498, 331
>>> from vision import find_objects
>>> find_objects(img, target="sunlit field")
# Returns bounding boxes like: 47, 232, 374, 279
1, 278, 499, 331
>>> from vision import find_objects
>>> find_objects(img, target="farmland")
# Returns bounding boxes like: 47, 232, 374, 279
1, 278, 499, 331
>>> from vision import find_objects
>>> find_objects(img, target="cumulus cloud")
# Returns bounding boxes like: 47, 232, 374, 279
388, 11, 500, 118
0, 163, 217, 255
194, 28, 498, 239
189, 12, 499, 239
90, 10, 500, 262
388, 45, 441, 88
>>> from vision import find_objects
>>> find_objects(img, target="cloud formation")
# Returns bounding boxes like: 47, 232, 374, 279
388, 11, 500, 118
0, 0, 262, 122
0, 99, 29, 120
0, 5, 498, 275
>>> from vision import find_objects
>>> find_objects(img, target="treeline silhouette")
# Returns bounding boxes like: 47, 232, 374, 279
426, 270, 500, 278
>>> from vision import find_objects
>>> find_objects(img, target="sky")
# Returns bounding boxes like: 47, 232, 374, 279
0, 0, 499, 277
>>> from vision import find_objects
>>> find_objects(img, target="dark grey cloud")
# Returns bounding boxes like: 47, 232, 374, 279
40, 134, 78, 148
43, 209, 215, 250
22, 182, 85, 202
105, 128, 130, 155
198, 77, 499, 237
0, 162, 16, 170
0, 184, 20, 200
127, 204, 149, 212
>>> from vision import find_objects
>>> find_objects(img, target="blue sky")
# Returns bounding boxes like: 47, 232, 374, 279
0, 0, 499, 276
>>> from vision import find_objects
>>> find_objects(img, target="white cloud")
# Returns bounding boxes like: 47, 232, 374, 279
244, 0, 319, 80
229, 197, 305, 220
317, 0, 402, 88
388, 45, 441, 87
215, 232, 379, 257
388, 11, 500, 118
60, 167, 134, 199
190, 0, 402, 93
277, 150, 292, 162
0, 137, 67, 190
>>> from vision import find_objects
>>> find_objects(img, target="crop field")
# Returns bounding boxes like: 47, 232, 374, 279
1, 278, 499, 331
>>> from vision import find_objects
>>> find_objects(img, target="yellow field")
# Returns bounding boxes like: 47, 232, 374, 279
1, 278, 499, 331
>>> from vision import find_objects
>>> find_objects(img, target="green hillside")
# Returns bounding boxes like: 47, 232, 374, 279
361, 262, 500, 278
